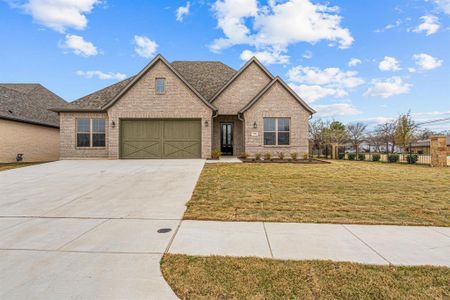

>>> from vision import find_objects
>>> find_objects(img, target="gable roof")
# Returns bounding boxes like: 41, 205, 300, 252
239, 77, 316, 115
0, 84, 66, 127
209, 57, 275, 103
171, 61, 236, 101
54, 55, 234, 112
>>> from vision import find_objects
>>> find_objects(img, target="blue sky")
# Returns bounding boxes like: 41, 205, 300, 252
1, 0, 449, 130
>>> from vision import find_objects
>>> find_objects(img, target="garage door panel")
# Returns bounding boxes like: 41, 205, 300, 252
120, 119, 201, 159
122, 141, 162, 159
163, 141, 201, 159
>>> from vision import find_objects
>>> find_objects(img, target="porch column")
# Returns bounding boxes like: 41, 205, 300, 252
430, 136, 447, 167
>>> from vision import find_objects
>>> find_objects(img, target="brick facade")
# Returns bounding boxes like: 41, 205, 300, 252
0, 119, 60, 162
243, 81, 310, 157
59, 61, 213, 159
213, 62, 272, 115
59, 58, 313, 160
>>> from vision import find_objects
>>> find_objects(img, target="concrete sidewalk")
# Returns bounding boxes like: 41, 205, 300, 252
168, 220, 450, 267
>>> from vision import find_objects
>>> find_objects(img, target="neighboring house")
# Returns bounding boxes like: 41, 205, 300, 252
0, 84, 66, 163
53, 55, 315, 159
408, 137, 450, 155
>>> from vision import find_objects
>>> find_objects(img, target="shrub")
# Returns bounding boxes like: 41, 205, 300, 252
211, 149, 221, 160
407, 154, 419, 164
388, 153, 400, 163
372, 153, 381, 162
347, 153, 356, 160
255, 153, 262, 160
290, 152, 298, 160
338, 153, 345, 160
303, 153, 309, 160
264, 152, 272, 160
278, 152, 285, 160
358, 153, 366, 161
239, 152, 249, 159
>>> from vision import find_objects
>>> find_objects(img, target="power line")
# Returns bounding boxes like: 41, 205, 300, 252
416, 116, 450, 126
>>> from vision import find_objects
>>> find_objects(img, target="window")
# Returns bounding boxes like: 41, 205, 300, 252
155, 78, 166, 94
77, 118, 106, 148
264, 118, 290, 146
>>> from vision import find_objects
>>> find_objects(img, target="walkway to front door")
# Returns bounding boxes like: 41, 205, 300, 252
221, 123, 233, 155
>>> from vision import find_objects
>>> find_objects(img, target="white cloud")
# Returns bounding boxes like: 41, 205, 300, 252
19, 0, 101, 32
412, 53, 443, 71
364, 76, 412, 98
287, 66, 364, 102
413, 15, 440, 35
315, 103, 361, 117
433, 0, 450, 15
288, 66, 364, 88
348, 58, 361, 67
290, 84, 346, 102
375, 19, 402, 33
176, 2, 190, 22
210, 0, 353, 61
240, 48, 289, 64
76, 70, 127, 81
133, 35, 158, 58
378, 56, 401, 71
60, 34, 98, 56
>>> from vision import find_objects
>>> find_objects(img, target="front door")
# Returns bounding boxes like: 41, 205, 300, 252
220, 123, 233, 155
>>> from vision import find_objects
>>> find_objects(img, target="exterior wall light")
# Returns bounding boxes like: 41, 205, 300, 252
253, 121, 257, 129
204, 120, 209, 127
111, 121, 116, 128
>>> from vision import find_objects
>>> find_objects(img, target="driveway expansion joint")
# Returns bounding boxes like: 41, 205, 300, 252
262, 222, 274, 258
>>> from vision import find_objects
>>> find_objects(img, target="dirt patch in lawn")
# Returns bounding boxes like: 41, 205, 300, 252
184, 161, 450, 226
161, 254, 450, 300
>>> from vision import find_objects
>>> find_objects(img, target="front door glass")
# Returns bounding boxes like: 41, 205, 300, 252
220, 123, 233, 155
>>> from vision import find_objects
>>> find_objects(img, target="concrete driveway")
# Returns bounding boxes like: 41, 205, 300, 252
0, 160, 205, 299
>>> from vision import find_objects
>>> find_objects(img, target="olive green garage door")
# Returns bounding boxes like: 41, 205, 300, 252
120, 119, 201, 159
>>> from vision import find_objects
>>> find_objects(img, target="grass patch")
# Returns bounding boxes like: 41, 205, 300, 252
184, 161, 450, 226
161, 254, 450, 300
0, 162, 44, 172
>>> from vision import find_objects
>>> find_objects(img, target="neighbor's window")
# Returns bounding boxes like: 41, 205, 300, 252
156, 78, 166, 94
77, 118, 106, 148
264, 118, 290, 146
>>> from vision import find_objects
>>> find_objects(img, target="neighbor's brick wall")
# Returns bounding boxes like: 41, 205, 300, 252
0, 119, 60, 162
108, 60, 213, 159
213, 62, 272, 115
212, 115, 244, 156
243, 81, 310, 157
59, 112, 109, 159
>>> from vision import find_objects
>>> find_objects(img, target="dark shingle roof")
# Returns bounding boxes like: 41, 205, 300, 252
55, 61, 237, 111
0, 84, 66, 127
171, 61, 236, 100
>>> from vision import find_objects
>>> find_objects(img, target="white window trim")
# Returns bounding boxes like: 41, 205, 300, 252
76, 118, 106, 148
263, 117, 290, 146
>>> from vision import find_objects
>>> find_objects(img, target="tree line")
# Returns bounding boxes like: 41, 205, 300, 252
309, 112, 448, 156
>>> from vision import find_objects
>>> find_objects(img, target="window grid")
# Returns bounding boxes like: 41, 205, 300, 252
156, 78, 166, 94
263, 118, 290, 146
77, 119, 106, 148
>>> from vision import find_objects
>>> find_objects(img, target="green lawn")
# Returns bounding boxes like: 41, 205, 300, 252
184, 161, 450, 226
161, 254, 450, 300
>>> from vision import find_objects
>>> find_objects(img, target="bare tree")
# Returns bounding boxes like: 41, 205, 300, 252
375, 120, 397, 153
365, 132, 383, 152
395, 112, 417, 151
309, 119, 327, 156
347, 122, 367, 156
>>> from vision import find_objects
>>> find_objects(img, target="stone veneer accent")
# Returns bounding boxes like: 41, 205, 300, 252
213, 62, 272, 115
0, 119, 60, 163
243, 81, 310, 157
430, 136, 448, 167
